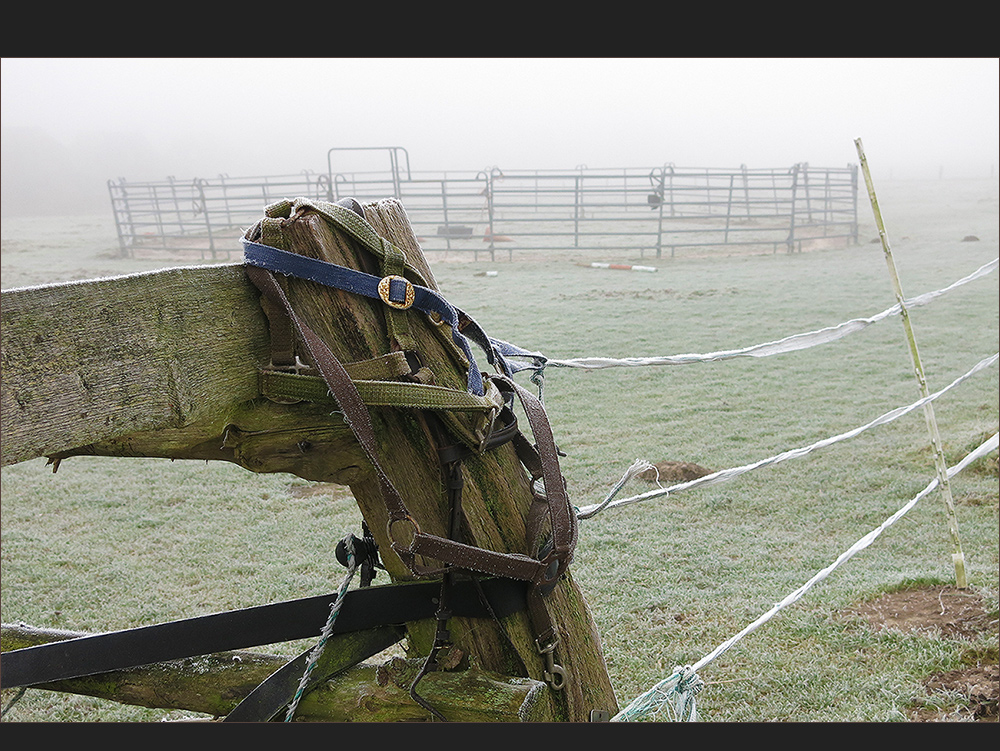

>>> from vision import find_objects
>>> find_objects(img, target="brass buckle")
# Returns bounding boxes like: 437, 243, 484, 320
378, 275, 415, 310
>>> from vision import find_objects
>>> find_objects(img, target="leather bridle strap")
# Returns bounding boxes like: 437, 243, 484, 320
244, 265, 576, 590
494, 374, 578, 578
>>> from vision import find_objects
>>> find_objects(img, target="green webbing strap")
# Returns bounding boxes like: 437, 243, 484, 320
260, 370, 499, 412
259, 213, 289, 250
341, 351, 413, 382
379, 234, 420, 353
260, 369, 504, 451
288, 198, 434, 289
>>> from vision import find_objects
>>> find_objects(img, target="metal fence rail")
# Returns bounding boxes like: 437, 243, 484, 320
107, 148, 858, 261
107, 172, 331, 259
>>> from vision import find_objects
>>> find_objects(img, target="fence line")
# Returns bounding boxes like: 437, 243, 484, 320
107, 156, 858, 260
557, 250, 998, 720
611, 430, 999, 722
577, 352, 998, 518
587, 268, 998, 719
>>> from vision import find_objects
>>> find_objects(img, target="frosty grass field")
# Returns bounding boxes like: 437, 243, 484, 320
1, 177, 997, 722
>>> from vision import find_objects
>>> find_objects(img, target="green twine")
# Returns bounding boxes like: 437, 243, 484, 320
612, 666, 704, 722
284, 537, 358, 722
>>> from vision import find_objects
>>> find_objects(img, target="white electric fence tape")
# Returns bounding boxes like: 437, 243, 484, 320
612, 430, 999, 722
571, 258, 999, 720
541, 257, 997, 371
577, 352, 998, 519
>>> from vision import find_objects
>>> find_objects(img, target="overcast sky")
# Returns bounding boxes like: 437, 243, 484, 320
2, 57, 998, 181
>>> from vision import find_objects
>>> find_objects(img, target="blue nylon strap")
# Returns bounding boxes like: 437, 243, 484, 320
489, 338, 548, 375
242, 240, 532, 395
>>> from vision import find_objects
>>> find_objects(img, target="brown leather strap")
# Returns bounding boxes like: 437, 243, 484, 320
259, 292, 297, 367
244, 266, 576, 589
493, 375, 578, 587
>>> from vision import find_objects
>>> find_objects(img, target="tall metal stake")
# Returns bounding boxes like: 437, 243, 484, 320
854, 138, 968, 588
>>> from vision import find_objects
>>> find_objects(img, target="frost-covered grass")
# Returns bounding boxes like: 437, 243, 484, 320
2, 178, 997, 722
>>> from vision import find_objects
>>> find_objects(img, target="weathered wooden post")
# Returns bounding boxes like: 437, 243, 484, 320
1, 197, 618, 721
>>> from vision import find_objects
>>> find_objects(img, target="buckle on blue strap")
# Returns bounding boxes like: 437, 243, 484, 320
241, 238, 525, 397
378, 275, 415, 310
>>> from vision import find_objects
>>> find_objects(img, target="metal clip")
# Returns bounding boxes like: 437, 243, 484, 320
536, 637, 567, 691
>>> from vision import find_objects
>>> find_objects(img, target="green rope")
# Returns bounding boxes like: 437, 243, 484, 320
612, 665, 704, 722
284, 537, 358, 722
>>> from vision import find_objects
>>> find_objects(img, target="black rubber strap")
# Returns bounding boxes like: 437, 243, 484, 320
223, 625, 405, 722
0, 577, 528, 689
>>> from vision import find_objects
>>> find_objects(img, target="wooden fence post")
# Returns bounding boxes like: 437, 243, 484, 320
1, 197, 619, 721
238, 197, 617, 721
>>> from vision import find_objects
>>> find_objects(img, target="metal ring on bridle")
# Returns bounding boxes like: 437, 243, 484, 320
387, 514, 421, 549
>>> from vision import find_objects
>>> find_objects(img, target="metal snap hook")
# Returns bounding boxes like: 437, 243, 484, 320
536, 637, 567, 691
545, 661, 567, 691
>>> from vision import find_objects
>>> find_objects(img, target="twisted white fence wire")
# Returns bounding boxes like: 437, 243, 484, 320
259, 258, 998, 718
559, 259, 999, 719
577, 352, 998, 519
611, 430, 999, 722
516, 257, 997, 373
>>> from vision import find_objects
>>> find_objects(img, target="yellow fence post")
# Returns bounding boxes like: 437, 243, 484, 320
854, 137, 968, 588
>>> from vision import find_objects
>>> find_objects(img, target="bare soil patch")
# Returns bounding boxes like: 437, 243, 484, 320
846, 585, 999, 721
639, 460, 714, 483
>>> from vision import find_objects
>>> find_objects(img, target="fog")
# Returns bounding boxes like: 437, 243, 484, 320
2, 57, 998, 216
